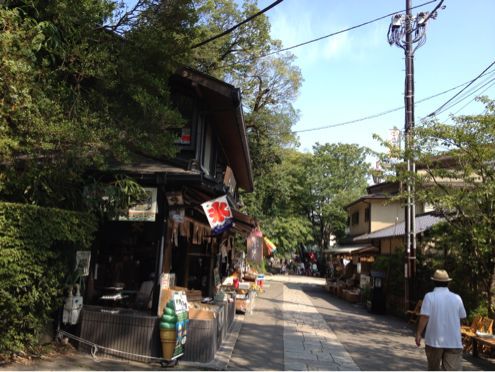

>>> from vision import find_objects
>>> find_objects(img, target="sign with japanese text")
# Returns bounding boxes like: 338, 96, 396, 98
247, 229, 263, 264
201, 195, 233, 235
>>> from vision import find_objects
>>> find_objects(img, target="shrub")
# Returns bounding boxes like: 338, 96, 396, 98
0, 202, 96, 354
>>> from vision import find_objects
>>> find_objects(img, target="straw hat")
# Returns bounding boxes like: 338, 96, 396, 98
431, 269, 452, 282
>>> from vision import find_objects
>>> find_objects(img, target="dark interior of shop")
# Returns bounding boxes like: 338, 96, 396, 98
86, 221, 158, 309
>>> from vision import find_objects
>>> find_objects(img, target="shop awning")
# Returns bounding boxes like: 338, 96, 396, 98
231, 209, 257, 236
328, 244, 378, 255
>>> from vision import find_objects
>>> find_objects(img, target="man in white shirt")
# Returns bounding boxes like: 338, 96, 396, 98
415, 269, 466, 370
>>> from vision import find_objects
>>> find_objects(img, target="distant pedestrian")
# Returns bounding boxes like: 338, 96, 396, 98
312, 262, 318, 276
415, 269, 466, 371
268, 256, 274, 268
299, 261, 305, 275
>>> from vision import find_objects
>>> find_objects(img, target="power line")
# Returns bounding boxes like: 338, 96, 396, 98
263, 0, 437, 58
211, 0, 437, 71
450, 79, 495, 116
191, 0, 284, 49
433, 75, 495, 117
427, 59, 495, 117
293, 71, 495, 134
421, 0, 445, 24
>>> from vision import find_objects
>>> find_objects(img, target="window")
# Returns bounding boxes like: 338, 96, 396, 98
365, 207, 370, 222
351, 211, 359, 225
171, 93, 195, 149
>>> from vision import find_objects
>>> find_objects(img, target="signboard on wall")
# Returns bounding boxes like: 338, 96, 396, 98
119, 187, 157, 222
75, 251, 91, 276
247, 229, 263, 264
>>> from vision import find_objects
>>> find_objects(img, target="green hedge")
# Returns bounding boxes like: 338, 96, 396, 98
0, 202, 96, 353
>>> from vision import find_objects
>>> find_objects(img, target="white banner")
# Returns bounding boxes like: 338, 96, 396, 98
201, 195, 233, 235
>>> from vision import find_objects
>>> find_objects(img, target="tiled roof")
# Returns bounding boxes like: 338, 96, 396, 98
353, 214, 444, 241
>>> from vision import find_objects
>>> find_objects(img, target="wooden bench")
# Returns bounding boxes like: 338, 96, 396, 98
405, 300, 422, 324
463, 317, 494, 354
462, 315, 483, 337
472, 335, 495, 358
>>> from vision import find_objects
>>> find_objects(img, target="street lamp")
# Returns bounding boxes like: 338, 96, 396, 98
387, 0, 441, 311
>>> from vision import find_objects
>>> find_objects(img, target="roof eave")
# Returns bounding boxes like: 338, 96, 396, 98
174, 67, 254, 192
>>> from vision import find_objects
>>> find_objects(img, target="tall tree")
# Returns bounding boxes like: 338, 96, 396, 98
190, 0, 302, 176
243, 148, 314, 254
0, 0, 196, 209
308, 143, 370, 249
408, 97, 495, 316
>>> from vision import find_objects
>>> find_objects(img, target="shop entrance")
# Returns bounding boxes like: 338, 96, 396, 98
86, 221, 159, 310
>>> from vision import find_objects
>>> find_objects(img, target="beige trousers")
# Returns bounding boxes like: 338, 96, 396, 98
425, 345, 463, 371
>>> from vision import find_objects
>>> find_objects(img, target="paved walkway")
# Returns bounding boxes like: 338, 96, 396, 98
282, 282, 359, 370
271, 274, 493, 371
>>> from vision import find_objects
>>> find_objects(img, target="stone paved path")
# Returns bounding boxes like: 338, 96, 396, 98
282, 280, 360, 371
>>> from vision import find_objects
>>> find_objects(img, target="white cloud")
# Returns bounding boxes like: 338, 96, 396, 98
269, 5, 352, 66
321, 32, 350, 60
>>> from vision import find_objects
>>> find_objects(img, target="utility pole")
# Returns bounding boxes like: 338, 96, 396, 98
403, 0, 416, 316
387, 0, 442, 311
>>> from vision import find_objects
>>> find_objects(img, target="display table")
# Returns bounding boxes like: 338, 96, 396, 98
235, 290, 256, 314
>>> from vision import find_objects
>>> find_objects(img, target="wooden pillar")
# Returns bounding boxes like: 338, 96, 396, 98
162, 220, 173, 273
208, 237, 217, 298
183, 221, 193, 290
152, 187, 167, 311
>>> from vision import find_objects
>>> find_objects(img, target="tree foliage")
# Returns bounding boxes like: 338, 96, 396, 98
243, 149, 313, 254
0, 0, 195, 208
378, 97, 495, 316
0, 202, 96, 353
308, 143, 370, 248
413, 97, 495, 315
190, 0, 302, 177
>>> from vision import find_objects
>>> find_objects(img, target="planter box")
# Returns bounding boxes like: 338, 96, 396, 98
342, 289, 360, 303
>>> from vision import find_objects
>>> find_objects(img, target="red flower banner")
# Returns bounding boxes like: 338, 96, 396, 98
201, 195, 233, 234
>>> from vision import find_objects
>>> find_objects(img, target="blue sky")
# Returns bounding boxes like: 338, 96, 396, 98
257, 0, 495, 155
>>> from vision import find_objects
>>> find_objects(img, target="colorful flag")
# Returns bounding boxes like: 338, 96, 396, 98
201, 195, 233, 235
263, 237, 277, 255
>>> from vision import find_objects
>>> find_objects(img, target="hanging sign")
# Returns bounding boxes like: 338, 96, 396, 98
247, 229, 263, 264
201, 195, 233, 235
